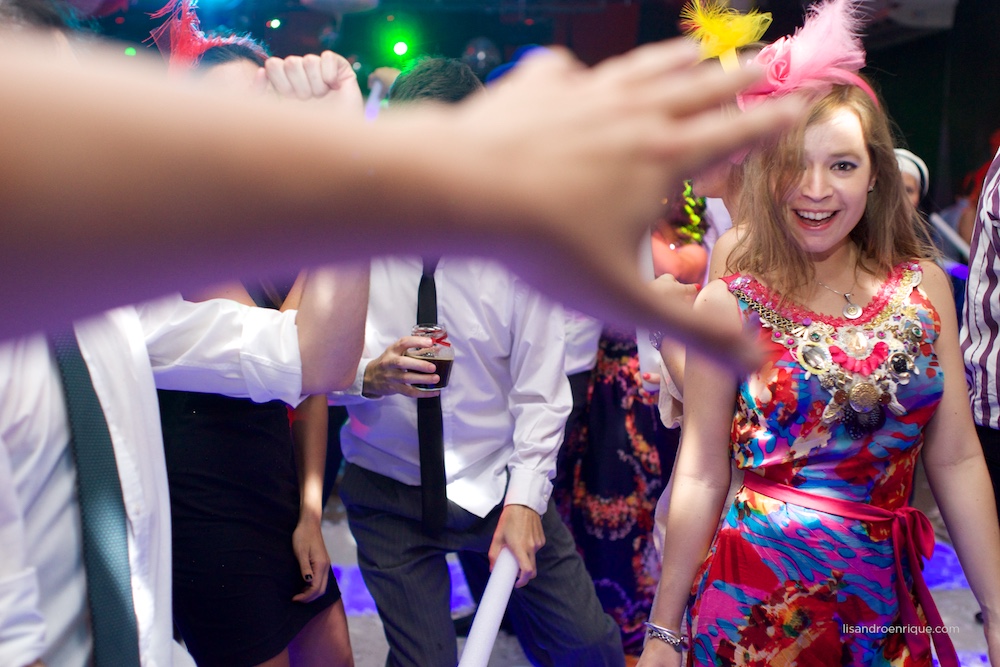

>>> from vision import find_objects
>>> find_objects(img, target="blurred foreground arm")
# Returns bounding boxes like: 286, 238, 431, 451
0, 35, 802, 368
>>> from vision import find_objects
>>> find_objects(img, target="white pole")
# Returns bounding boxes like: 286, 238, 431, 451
458, 548, 519, 667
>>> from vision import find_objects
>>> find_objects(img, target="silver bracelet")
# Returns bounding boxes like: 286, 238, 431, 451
643, 621, 687, 653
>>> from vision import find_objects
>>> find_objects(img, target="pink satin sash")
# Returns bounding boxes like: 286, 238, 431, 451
742, 473, 958, 667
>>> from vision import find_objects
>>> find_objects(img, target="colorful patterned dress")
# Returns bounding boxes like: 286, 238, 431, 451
686, 262, 952, 667
554, 327, 680, 655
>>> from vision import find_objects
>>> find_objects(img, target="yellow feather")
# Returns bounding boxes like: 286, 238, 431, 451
680, 0, 772, 61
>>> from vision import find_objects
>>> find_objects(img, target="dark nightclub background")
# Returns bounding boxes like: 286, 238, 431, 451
90, 0, 1000, 209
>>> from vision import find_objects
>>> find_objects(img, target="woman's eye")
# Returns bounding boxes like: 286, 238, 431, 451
832, 161, 857, 172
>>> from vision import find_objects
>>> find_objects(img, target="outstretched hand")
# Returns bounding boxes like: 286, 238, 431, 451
0, 34, 801, 356
431, 40, 804, 372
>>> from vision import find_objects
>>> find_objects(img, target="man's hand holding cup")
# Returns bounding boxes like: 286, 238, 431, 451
362, 336, 441, 398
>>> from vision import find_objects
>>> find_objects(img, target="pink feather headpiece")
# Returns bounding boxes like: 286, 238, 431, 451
149, 0, 267, 74
737, 0, 876, 111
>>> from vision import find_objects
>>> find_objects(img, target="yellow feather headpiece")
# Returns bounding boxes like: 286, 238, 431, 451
680, 0, 772, 71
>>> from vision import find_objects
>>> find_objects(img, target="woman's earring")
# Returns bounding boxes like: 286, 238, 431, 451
868, 185, 875, 193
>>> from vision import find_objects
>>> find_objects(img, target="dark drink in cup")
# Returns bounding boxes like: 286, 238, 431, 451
407, 324, 454, 391
407, 354, 454, 390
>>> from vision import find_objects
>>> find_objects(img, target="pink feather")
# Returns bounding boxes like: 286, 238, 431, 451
738, 0, 870, 110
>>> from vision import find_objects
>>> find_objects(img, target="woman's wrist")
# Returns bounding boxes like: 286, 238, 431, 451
644, 620, 687, 653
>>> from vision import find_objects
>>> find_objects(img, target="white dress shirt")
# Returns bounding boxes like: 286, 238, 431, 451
563, 310, 602, 376
0, 296, 303, 667
333, 256, 571, 518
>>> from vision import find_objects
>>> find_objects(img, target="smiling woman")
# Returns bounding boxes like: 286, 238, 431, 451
638, 2, 1000, 667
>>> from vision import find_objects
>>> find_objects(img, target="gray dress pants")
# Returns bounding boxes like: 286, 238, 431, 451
339, 462, 625, 667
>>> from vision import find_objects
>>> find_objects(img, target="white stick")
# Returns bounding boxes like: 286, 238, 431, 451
458, 548, 519, 667
364, 79, 386, 121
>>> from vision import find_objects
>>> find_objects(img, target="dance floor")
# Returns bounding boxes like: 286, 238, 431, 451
322, 497, 988, 667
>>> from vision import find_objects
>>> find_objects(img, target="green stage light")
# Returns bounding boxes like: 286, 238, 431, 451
374, 12, 420, 62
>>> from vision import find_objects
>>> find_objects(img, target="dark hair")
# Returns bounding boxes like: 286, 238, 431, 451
0, 0, 76, 30
389, 57, 484, 105
199, 36, 269, 68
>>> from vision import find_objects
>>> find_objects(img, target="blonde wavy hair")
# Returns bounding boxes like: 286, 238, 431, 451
727, 82, 936, 298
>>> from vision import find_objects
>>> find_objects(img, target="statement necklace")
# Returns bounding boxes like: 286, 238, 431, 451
729, 264, 924, 440
817, 276, 863, 320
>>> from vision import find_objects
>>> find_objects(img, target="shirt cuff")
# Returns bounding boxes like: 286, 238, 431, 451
504, 467, 552, 516
0, 569, 46, 667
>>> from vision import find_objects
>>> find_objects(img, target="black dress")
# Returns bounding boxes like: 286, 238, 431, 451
159, 291, 340, 666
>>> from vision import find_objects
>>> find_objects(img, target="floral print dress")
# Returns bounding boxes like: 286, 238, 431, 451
686, 263, 947, 667
554, 326, 680, 655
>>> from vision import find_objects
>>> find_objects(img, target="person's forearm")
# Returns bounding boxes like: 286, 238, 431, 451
0, 41, 476, 338
0, 35, 803, 371
649, 475, 729, 634
294, 265, 369, 395
291, 394, 329, 524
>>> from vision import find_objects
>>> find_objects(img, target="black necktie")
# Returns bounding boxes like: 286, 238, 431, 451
417, 258, 448, 535
50, 331, 142, 667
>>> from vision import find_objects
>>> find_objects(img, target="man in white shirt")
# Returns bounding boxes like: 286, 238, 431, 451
0, 265, 366, 667
331, 59, 623, 667
335, 255, 623, 667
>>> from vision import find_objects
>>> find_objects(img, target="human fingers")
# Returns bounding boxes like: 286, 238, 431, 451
320, 50, 354, 88
264, 56, 294, 98
390, 337, 438, 374
301, 53, 329, 97
516, 245, 761, 373
320, 50, 338, 88
311, 551, 331, 597
291, 535, 319, 602
485, 533, 535, 588
497, 45, 584, 89
266, 56, 311, 101
292, 579, 321, 603
398, 371, 440, 397
617, 58, 761, 121
374, 363, 438, 397
648, 94, 806, 175
368, 66, 401, 91
589, 37, 701, 87
292, 546, 330, 602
